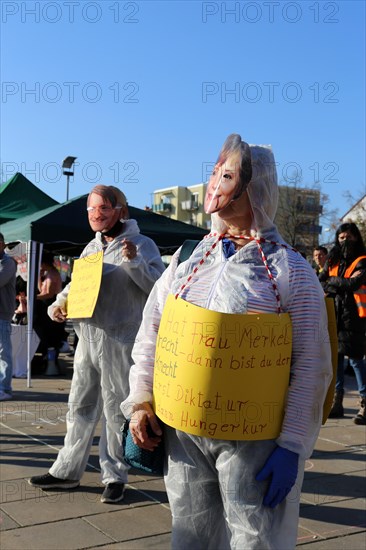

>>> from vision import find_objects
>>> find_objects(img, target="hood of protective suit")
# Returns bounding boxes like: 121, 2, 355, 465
212, 145, 280, 239
247, 145, 278, 234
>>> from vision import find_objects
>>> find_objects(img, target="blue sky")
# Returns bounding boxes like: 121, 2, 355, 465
1, 0, 365, 235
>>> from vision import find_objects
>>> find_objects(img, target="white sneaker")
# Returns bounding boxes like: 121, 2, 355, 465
59, 341, 71, 353
0, 391, 13, 401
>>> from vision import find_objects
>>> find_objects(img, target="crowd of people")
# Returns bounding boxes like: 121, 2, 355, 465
0, 135, 365, 548
318, 223, 366, 424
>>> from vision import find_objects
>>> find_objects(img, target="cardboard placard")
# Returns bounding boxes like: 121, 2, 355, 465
153, 295, 292, 440
322, 297, 338, 423
66, 251, 103, 318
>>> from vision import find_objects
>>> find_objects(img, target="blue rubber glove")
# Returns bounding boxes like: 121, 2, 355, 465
255, 446, 299, 508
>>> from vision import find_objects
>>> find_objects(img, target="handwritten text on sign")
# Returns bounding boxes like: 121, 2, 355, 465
153, 295, 292, 440
66, 251, 103, 319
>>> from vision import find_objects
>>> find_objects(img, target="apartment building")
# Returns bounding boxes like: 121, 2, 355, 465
152, 183, 211, 229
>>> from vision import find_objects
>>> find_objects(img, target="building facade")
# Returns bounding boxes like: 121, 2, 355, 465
340, 194, 366, 241
152, 184, 211, 229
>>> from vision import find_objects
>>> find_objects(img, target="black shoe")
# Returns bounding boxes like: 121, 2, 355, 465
354, 414, 366, 425
28, 473, 80, 490
328, 405, 344, 418
353, 398, 366, 425
100, 483, 125, 503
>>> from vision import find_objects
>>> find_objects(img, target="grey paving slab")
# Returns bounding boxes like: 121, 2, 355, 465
1, 479, 45, 504
312, 437, 351, 454
297, 531, 366, 549
298, 498, 366, 538
0, 518, 112, 550
0, 510, 20, 531
304, 451, 366, 478
316, 422, 366, 448
96, 533, 171, 549
129, 478, 169, 505
0, 428, 64, 452
297, 525, 326, 545
0, 407, 68, 435
127, 470, 166, 484
1, 480, 169, 527
0, 444, 62, 481
301, 470, 366, 506
86, 503, 172, 543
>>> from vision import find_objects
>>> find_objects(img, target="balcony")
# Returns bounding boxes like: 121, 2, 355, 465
181, 200, 199, 211
297, 223, 322, 235
153, 203, 172, 213
296, 203, 323, 214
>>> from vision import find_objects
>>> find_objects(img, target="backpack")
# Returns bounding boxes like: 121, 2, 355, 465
177, 240, 200, 265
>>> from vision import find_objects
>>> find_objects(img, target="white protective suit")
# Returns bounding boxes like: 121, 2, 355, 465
121, 148, 333, 549
48, 219, 165, 485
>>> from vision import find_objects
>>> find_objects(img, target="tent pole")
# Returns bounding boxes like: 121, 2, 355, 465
26, 240, 42, 388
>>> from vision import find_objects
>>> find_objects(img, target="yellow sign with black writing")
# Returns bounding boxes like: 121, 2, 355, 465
153, 295, 292, 440
322, 298, 338, 424
66, 251, 103, 318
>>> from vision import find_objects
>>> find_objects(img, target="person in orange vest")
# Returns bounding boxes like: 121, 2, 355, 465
320, 222, 366, 423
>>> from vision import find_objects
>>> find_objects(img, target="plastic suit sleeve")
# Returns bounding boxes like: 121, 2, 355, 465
47, 283, 70, 320
121, 252, 180, 417
119, 239, 165, 295
276, 265, 333, 459
255, 446, 299, 508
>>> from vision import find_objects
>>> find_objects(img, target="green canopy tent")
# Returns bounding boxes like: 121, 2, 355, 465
0, 173, 59, 224
1, 193, 208, 255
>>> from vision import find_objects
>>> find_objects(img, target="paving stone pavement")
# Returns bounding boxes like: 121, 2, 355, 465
0, 355, 365, 549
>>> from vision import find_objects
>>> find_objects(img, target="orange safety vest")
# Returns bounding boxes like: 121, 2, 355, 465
329, 255, 366, 318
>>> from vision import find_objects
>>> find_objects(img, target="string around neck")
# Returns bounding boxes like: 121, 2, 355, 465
175, 231, 300, 314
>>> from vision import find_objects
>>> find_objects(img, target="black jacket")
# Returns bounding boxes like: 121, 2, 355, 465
320, 256, 366, 357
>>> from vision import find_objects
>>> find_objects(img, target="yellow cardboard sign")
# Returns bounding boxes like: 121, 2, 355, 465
322, 297, 338, 423
66, 251, 103, 318
153, 295, 292, 440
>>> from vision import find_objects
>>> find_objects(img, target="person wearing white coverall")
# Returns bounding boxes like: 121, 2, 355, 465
29, 185, 165, 504
121, 135, 333, 549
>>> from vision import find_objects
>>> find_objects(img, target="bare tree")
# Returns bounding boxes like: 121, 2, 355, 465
275, 173, 325, 256
342, 190, 366, 242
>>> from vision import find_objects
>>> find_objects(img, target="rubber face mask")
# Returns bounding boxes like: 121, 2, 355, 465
204, 154, 243, 214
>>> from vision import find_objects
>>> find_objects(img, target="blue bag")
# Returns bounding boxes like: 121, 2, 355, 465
121, 419, 165, 475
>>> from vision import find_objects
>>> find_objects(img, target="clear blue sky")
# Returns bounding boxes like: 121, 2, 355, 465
1, 0, 365, 236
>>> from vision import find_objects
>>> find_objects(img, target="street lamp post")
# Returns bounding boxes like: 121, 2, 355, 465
62, 156, 77, 201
